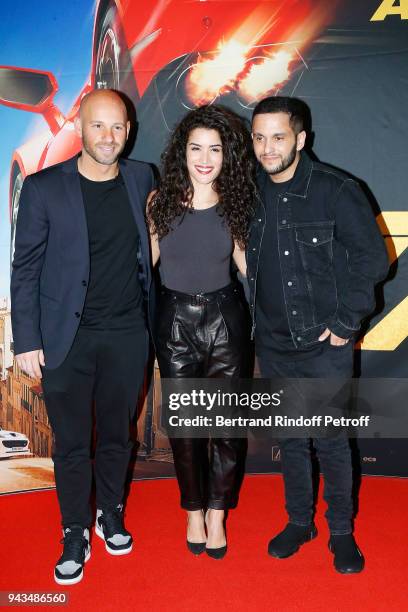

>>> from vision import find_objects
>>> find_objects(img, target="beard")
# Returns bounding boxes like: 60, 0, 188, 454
263, 142, 297, 175
82, 134, 124, 166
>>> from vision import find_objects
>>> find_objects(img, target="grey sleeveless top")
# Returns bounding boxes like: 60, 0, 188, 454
159, 205, 233, 293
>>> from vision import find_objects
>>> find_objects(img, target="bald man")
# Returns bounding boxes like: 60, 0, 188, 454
11, 89, 155, 585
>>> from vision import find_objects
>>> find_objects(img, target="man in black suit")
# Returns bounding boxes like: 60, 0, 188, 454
11, 89, 154, 585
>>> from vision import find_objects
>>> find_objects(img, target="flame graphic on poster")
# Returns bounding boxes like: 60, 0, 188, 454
183, 1, 339, 106
185, 44, 298, 106
184, 40, 249, 105
238, 49, 296, 103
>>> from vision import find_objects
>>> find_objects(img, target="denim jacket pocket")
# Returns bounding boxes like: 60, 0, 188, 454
295, 225, 334, 273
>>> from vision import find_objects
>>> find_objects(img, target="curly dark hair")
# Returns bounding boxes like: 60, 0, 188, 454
147, 104, 256, 248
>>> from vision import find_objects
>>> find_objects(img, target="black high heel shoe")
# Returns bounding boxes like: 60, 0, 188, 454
186, 540, 206, 555
205, 543, 227, 559
205, 510, 227, 560
186, 510, 206, 555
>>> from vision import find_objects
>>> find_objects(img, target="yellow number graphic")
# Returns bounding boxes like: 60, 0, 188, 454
358, 212, 408, 350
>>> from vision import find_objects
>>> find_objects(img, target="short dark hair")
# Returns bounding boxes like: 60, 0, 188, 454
252, 96, 307, 135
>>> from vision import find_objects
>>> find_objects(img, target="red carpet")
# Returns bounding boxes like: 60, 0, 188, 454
1, 475, 407, 611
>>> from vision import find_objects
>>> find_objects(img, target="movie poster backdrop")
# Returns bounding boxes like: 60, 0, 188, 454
0, 0, 407, 493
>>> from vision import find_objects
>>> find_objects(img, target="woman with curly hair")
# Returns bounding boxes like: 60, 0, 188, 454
148, 104, 256, 559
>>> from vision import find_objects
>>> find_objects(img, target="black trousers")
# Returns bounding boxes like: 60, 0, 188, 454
42, 326, 147, 528
156, 284, 249, 510
258, 341, 354, 534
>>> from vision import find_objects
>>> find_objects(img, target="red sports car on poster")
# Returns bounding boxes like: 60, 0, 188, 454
0, 0, 332, 261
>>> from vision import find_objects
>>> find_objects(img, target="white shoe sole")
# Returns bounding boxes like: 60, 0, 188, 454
54, 548, 91, 586
95, 523, 133, 555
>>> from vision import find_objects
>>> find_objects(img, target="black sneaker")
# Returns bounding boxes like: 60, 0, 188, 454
54, 526, 91, 586
268, 522, 318, 558
329, 534, 365, 573
95, 505, 133, 555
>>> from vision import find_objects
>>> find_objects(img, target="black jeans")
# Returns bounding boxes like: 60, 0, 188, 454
258, 341, 354, 535
156, 283, 249, 510
42, 326, 147, 528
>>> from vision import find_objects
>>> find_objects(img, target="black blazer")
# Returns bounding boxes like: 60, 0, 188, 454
11, 155, 154, 369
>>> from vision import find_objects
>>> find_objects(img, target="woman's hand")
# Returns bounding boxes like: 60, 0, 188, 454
147, 190, 160, 266
233, 242, 247, 277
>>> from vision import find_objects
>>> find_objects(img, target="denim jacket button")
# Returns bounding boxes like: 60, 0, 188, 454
258, 218, 262, 222
312, 237, 318, 243
283, 197, 288, 202
284, 250, 289, 256
282, 219, 287, 224
288, 281, 293, 287
297, 336, 302, 341
252, 247, 256, 251
292, 310, 297, 315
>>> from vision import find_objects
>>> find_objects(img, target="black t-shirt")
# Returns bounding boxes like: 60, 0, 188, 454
79, 172, 144, 330
256, 177, 323, 361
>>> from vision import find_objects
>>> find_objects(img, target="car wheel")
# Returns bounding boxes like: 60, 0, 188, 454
10, 163, 23, 267
93, 0, 139, 103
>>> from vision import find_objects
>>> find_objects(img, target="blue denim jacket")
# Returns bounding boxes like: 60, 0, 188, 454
247, 152, 389, 347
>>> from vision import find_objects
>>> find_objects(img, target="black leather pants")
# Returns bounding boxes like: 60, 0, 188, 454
156, 283, 249, 510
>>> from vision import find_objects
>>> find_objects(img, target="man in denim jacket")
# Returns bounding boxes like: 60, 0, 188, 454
247, 96, 389, 573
